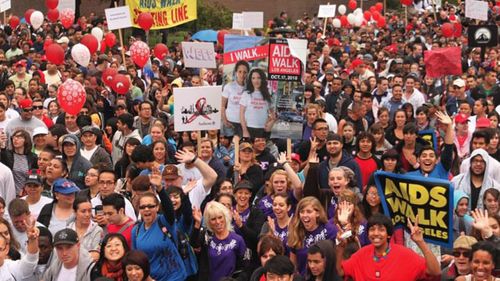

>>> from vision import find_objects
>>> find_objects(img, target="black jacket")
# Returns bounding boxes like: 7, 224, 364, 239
0, 148, 38, 170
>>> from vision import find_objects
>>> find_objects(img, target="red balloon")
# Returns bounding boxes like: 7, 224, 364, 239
375, 3, 384, 11
129, 41, 150, 68
442, 23, 454, 37
217, 30, 229, 46
372, 11, 381, 21
24, 9, 35, 25
453, 22, 462, 37
401, 0, 413, 5
348, 0, 357, 10
104, 33, 116, 48
46, 0, 59, 9
340, 15, 348, 27
369, 6, 376, 13
363, 11, 372, 21
100, 40, 107, 53
377, 16, 386, 28
43, 38, 53, 51
60, 8, 75, 29
46, 43, 65, 65
57, 79, 86, 115
80, 34, 98, 55
137, 12, 153, 31
111, 74, 130, 95
9, 16, 20, 29
153, 43, 168, 60
47, 9, 59, 23
449, 14, 456, 21
102, 67, 118, 87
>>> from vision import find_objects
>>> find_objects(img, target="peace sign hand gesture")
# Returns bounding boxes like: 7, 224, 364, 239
408, 215, 424, 243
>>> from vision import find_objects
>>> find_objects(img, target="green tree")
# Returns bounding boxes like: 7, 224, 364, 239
193, 0, 232, 30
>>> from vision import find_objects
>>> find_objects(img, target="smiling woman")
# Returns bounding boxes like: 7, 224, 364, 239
91, 233, 130, 280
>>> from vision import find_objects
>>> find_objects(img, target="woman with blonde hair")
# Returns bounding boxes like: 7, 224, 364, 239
191, 201, 250, 281
288, 196, 336, 275
226, 141, 264, 196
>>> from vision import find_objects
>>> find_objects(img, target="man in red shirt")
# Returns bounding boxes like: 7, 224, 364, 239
102, 193, 135, 247
336, 213, 441, 280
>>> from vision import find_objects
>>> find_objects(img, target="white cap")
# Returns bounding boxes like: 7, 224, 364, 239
56, 36, 69, 44
453, 78, 465, 88
33, 127, 49, 137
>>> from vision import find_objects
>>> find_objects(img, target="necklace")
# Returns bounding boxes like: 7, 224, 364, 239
373, 246, 390, 262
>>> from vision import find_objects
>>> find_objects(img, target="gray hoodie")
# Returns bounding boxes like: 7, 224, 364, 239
452, 149, 500, 210
42, 247, 95, 281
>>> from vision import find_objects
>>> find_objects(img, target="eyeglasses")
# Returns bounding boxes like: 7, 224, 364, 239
139, 204, 157, 210
32, 106, 43, 110
453, 250, 471, 258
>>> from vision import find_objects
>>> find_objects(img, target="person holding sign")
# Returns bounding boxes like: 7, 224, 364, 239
240, 68, 274, 138
406, 111, 454, 180
336, 213, 441, 280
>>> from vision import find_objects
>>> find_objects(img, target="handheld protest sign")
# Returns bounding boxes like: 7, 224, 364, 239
173, 86, 222, 132
468, 25, 498, 62
373, 171, 454, 248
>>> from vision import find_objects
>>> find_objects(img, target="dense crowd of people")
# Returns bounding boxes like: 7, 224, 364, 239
0, 1, 498, 281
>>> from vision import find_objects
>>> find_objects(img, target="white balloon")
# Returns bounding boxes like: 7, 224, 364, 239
338, 5, 347, 15
91, 27, 104, 41
71, 43, 91, 67
332, 18, 341, 28
354, 15, 363, 27
354, 8, 363, 16
347, 13, 356, 25
30, 11, 44, 30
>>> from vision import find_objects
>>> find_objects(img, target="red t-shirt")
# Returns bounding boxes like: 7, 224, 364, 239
107, 218, 135, 248
354, 156, 378, 191
342, 244, 427, 281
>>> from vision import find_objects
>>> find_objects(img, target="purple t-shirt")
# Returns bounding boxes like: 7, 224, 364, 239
233, 208, 251, 236
273, 220, 290, 255
291, 222, 337, 275
330, 219, 370, 246
207, 231, 247, 281
327, 196, 337, 219
258, 191, 297, 218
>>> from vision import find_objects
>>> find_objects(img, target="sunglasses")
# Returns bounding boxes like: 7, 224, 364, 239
32, 106, 43, 110
22, 108, 33, 112
452, 250, 471, 258
138, 204, 157, 210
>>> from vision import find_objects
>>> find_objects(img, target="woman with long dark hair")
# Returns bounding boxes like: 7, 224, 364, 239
92, 233, 130, 280
114, 138, 141, 179
385, 109, 407, 146
222, 60, 250, 137
240, 68, 273, 138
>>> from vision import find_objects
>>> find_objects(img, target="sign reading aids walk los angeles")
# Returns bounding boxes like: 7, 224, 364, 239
174, 86, 221, 132
374, 171, 454, 248
268, 38, 302, 82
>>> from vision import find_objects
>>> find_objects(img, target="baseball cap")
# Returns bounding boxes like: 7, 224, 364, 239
162, 164, 180, 180
351, 58, 364, 68
476, 117, 490, 128
62, 135, 77, 145
239, 142, 254, 151
453, 235, 477, 250
453, 78, 465, 88
330, 38, 341, 46
18, 99, 33, 109
290, 153, 301, 165
33, 127, 49, 137
363, 54, 374, 61
14, 60, 27, 68
80, 126, 100, 136
53, 228, 79, 246
394, 58, 404, 64
53, 178, 80, 194
25, 169, 42, 185
234, 180, 253, 192
56, 36, 69, 44
454, 114, 469, 124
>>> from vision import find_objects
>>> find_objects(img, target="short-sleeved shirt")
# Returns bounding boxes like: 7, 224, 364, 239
207, 231, 247, 281
342, 244, 427, 281
222, 82, 245, 123
239, 91, 270, 128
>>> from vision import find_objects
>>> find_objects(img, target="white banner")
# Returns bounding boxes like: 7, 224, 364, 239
105, 6, 132, 31
0, 0, 10, 13
58, 0, 75, 12
232, 13, 244, 29
318, 5, 336, 18
465, 0, 488, 21
242, 11, 263, 29
182, 42, 217, 69
174, 86, 222, 132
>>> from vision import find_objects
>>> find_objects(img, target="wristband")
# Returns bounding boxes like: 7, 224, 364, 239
189, 155, 198, 164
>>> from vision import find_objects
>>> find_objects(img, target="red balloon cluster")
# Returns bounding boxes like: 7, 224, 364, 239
153, 43, 169, 60
375, 3, 384, 11
60, 8, 75, 29
364, 11, 372, 21
348, 0, 357, 10
57, 79, 86, 115
9, 16, 20, 29
46, 0, 59, 9
372, 11, 381, 21
47, 9, 59, 23
80, 34, 98, 55
137, 12, 154, 31
46, 43, 65, 65
400, 0, 413, 6
217, 30, 229, 46
340, 15, 348, 27
377, 16, 386, 28
441, 23, 454, 37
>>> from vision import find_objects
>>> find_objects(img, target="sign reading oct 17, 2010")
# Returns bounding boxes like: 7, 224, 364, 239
173, 86, 221, 132
374, 171, 454, 248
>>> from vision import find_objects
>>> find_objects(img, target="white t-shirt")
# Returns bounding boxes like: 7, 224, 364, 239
48, 210, 75, 236
5, 109, 19, 120
0, 252, 38, 281
324, 112, 338, 133
239, 91, 270, 128
176, 163, 202, 185
56, 265, 77, 281
21, 196, 53, 219
187, 179, 211, 209
80, 146, 99, 162
91, 194, 137, 221
222, 82, 246, 123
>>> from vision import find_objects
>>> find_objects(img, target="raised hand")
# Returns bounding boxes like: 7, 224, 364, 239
337, 201, 353, 226
471, 209, 491, 232
149, 165, 162, 190
192, 207, 202, 224
408, 215, 424, 243
267, 216, 276, 234
25, 216, 39, 241
175, 149, 196, 164
310, 137, 320, 152
435, 111, 452, 126
308, 151, 319, 164
183, 180, 197, 194
233, 210, 243, 228
277, 152, 288, 165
